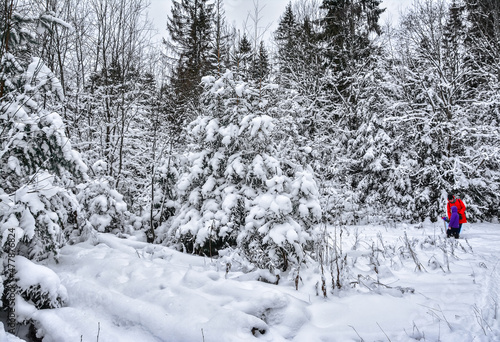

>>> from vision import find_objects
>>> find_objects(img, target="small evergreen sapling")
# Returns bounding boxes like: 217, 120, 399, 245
76, 162, 128, 235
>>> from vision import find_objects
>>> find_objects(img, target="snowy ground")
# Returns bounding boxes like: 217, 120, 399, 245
4, 221, 500, 342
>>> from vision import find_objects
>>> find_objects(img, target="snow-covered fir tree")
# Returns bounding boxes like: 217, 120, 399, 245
0, 4, 87, 322
76, 161, 128, 235
0, 6, 88, 260
163, 69, 322, 273
167, 0, 214, 112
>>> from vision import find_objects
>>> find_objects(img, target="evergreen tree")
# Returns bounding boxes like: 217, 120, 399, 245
76, 161, 128, 235
463, 0, 500, 104
0, 2, 87, 259
275, 2, 296, 44
164, 69, 321, 273
274, 3, 338, 223
275, 3, 323, 88
442, 0, 468, 106
0, 2, 88, 322
250, 41, 270, 82
336, 57, 396, 220
274, 4, 324, 133
320, 0, 385, 73
234, 33, 252, 80
275, 2, 297, 79
167, 0, 214, 111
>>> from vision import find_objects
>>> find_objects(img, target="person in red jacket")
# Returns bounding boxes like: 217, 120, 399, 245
447, 193, 467, 234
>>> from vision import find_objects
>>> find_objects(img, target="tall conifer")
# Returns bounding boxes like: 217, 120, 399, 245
167, 0, 214, 111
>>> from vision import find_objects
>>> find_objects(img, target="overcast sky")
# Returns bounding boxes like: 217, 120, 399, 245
148, 0, 414, 42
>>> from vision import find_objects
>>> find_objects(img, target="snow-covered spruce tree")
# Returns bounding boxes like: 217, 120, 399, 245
320, 0, 385, 97
274, 4, 349, 224
166, 70, 321, 273
76, 161, 128, 235
167, 0, 214, 117
334, 56, 403, 222
0, 2, 85, 320
233, 33, 253, 80
273, 1, 391, 225
0, 5, 88, 259
315, 0, 386, 223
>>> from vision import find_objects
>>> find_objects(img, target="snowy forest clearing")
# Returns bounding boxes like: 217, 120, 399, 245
4, 222, 500, 342
1, 0, 500, 341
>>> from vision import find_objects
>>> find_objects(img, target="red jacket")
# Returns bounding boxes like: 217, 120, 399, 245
447, 198, 467, 224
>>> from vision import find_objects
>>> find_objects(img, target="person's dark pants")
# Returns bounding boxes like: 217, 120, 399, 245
459, 223, 463, 233
447, 228, 460, 239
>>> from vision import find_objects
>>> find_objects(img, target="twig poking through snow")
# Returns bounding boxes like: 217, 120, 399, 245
472, 304, 492, 335
348, 325, 365, 342
377, 322, 392, 341
425, 305, 452, 331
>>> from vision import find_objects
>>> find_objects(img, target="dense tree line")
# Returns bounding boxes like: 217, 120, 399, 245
0, 0, 499, 334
